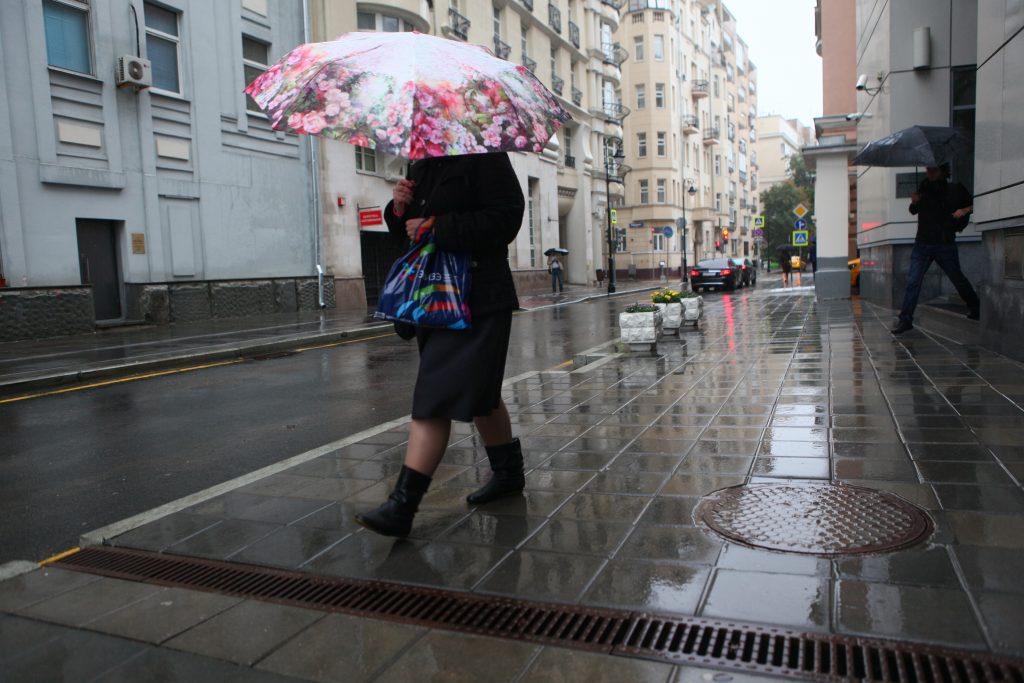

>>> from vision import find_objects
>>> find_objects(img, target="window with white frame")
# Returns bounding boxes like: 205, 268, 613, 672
633, 35, 644, 61
653, 232, 665, 251
656, 132, 666, 157
243, 37, 270, 112
521, 26, 529, 59
638, 179, 649, 204
653, 34, 664, 60
637, 132, 647, 158
656, 178, 666, 203
43, 0, 92, 74
654, 83, 664, 108
714, 155, 721, 175
635, 84, 645, 109
493, 5, 502, 37
357, 11, 415, 31
355, 145, 377, 173
145, 2, 181, 94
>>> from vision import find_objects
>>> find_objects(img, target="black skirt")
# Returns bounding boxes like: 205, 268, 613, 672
412, 309, 513, 422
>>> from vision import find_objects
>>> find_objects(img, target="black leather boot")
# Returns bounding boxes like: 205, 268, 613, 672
466, 438, 525, 504
356, 466, 432, 537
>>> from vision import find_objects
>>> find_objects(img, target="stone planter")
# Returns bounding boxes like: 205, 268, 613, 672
655, 302, 684, 334
681, 295, 703, 326
619, 309, 663, 351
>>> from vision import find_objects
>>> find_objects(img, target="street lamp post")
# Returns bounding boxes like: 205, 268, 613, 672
683, 179, 696, 284
605, 147, 626, 295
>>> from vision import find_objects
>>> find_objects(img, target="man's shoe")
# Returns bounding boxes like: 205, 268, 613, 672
967, 308, 980, 320
466, 438, 525, 505
890, 320, 914, 335
356, 466, 432, 537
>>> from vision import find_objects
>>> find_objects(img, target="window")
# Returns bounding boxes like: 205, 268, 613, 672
145, 3, 181, 94
637, 132, 647, 158
655, 83, 664, 108
551, 48, 558, 77
493, 5, 502, 37
656, 178, 666, 203
243, 37, 269, 112
521, 26, 529, 59
639, 179, 649, 204
951, 66, 976, 191
653, 35, 664, 60
357, 11, 376, 29
633, 36, 644, 61
656, 132, 666, 156
43, 0, 91, 74
358, 11, 415, 31
714, 155, 721, 175
653, 233, 665, 251
355, 145, 377, 173
713, 76, 719, 96
635, 84, 646, 109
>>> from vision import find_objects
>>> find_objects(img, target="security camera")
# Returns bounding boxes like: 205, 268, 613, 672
855, 74, 868, 91
845, 112, 873, 121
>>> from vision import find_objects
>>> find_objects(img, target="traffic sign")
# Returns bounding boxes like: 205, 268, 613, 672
793, 204, 808, 219
794, 218, 807, 230
792, 230, 809, 246
752, 228, 763, 237
753, 215, 765, 228
662, 226, 674, 238
610, 209, 617, 225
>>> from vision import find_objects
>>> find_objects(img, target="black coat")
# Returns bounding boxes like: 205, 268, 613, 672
384, 153, 525, 316
909, 179, 972, 245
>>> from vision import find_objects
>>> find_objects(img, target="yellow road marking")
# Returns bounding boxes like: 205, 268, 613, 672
39, 546, 81, 566
553, 359, 573, 369
294, 332, 393, 352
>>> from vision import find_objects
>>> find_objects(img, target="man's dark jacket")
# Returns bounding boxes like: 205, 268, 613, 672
909, 178, 972, 245
384, 153, 525, 315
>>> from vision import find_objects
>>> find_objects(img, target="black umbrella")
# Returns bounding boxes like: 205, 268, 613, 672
544, 247, 569, 256
852, 125, 970, 167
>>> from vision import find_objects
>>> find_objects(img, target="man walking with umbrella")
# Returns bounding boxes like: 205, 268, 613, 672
545, 247, 567, 293
891, 164, 979, 334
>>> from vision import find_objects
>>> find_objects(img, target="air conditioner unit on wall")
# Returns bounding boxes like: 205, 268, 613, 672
115, 56, 152, 89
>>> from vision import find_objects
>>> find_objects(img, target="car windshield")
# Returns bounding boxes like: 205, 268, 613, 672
697, 259, 731, 268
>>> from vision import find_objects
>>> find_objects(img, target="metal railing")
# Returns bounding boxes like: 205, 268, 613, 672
602, 0, 624, 9
691, 80, 709, 96
703, 126, 719, 141
564, 154, 576, 168
681, 114, 699, 131
571, 86, 582, 106
521, 0, 534, 10
548, 3, 562, 33
568, 21, 580, 48
602, 101, 630, 121
493, 36, 511, 60
601, 42, 629, 67
551, 74, 564, 96
522, 55, 537, 72
739, 171, 748, 184
447, 8, 470, 40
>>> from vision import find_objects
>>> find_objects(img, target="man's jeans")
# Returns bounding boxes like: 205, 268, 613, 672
551, 269, 563, 293
899, 242, 979, 323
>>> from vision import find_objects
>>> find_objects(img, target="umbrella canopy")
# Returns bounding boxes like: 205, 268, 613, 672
852, 125, 970, 167
544, 247, 569, 256
245, 31, 571, 160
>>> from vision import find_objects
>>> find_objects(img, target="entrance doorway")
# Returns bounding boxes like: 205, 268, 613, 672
360, 230, 407, 307
76, 219, 122, 320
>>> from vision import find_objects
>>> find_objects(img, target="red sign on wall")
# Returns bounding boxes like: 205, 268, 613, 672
359, 209, 383, 227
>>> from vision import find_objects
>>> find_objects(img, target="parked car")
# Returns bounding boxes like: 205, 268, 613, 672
849, 257, 861, 289
729, 258, 757, 287
690, 258, 739, 292
790, 254, 803, 271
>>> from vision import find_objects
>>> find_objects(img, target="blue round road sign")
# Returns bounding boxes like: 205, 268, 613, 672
662, 226, 674, 238
794, 218, 807, 230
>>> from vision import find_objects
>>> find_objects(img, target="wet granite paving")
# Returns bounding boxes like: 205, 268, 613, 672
8, 286, 1023, 680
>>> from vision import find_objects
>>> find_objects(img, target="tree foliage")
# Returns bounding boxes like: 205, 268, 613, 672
758, 154, 815, 258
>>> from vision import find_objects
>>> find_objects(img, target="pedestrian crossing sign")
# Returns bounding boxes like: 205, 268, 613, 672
753, 215, 765, 228
792, 230, 809, 246
610, 209, 617, 225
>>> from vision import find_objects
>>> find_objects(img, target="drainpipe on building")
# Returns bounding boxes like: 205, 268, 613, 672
303, 0, 325, 309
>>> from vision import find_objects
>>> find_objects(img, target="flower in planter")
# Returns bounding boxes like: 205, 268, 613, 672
651, 289, 683, 304
624, 302, 659, 313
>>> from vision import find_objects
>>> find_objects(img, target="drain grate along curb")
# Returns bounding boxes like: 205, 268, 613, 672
57, 546, 1023, 683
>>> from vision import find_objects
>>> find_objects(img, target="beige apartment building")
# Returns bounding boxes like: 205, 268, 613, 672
306, 0, 624, 308
613, 0, 758, 279
753, 116, 814, 191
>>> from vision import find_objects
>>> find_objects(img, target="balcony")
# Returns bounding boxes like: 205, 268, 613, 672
551, 74, 564, 96
522, 55, 537, 73
702, 126, 719, 145
493, 36, 511, 60
691, 80, 709, 99
447, 8, 470, 41
564, 154, 576, 168
548, 3, 562, 33
739, 170, 748, 184
727, 126, 736, 141
568, 20, 580, 49
681, 115, 699, 134
602, 0, 624, 9
599, 42, 629, 67
521, 0, 534, 10
601, 101, 630, 122
571, 86, 582, 106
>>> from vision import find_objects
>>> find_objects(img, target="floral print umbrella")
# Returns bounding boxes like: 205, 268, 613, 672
245, 31, 571, 160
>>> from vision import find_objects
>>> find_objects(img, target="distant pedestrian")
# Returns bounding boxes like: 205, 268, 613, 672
548, 254, 564, 293
809, 241, 818, 273
891, 165, 978, 335
779, 249, 792, 286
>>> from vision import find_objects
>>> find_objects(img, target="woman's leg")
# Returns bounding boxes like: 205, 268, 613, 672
404, 417, 452, 476
473, 400, 512, 447
467, 400, 524, 504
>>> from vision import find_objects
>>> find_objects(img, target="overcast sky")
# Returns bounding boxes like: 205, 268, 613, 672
724, 0, 823, 127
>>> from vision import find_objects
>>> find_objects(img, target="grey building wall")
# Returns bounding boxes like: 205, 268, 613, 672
0, 0, 318, 329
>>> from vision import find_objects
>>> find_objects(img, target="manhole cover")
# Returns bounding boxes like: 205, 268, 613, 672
696, 483, 933, 556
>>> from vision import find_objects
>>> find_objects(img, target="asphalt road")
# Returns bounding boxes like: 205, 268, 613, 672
0, 297, 624, 564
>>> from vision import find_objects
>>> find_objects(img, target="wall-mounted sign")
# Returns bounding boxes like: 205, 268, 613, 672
629, 222, 644, 228
359, 209, 383, 227
131, 233, 146, 254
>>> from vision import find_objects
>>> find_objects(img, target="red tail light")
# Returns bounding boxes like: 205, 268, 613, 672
721, 269, 732, 276
741, 265, 747, 270
690, 269, 700, 277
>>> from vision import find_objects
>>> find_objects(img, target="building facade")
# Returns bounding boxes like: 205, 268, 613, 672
849, 0, 1024, 358
752, 115, 813, 192
614, 0, 759, 279
0, 0, 327, 341
310, 0, 624, 308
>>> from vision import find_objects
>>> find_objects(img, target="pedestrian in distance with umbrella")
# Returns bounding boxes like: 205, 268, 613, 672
545, 247, 567, 293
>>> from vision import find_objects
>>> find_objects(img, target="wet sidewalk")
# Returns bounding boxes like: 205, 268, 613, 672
0, 281, 663, 396
3, 284, 1023, 681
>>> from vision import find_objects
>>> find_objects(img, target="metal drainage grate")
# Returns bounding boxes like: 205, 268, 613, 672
697, 483, 934, 556
57, 546, 1023, 683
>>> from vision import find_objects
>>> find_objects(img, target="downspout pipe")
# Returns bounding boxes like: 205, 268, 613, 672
302, 0, 325, 308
